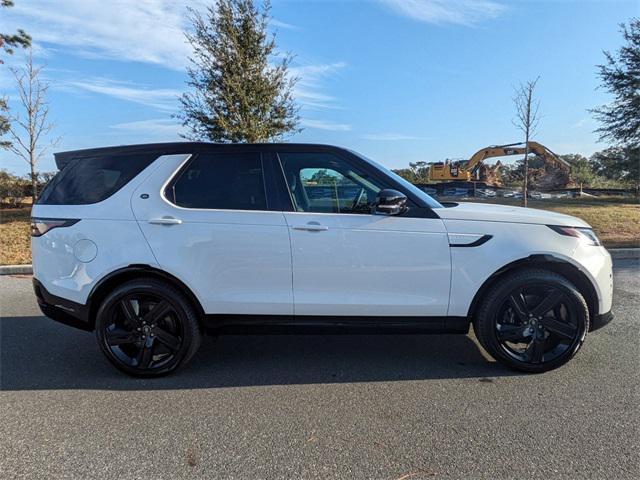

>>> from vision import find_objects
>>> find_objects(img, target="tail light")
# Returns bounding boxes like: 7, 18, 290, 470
30, 218, 80, 237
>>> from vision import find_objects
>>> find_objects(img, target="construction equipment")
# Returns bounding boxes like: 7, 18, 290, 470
428, 142, 571, 186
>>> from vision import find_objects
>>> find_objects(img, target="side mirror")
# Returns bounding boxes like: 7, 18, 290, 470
375, 189, 408, 216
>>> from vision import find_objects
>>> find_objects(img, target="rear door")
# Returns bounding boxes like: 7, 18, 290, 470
131, 150, 293, 315
277, 150, 451, 317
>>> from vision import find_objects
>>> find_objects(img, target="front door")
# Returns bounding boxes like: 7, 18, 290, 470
278, 151, 451, 317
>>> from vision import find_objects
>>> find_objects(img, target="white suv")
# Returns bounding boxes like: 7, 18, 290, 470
31, 143, 613, 377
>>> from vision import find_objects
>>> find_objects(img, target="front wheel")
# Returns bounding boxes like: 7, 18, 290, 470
95, 278, 202, 377
474, 269, 590, 373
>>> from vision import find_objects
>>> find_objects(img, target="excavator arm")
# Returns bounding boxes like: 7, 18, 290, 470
428, 141, 570, 182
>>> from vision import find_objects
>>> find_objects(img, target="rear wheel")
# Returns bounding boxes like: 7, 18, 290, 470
95, 278, 201, 377
474, 269, 589, 373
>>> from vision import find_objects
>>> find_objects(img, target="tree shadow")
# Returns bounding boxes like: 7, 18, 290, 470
0, 315, 521, 391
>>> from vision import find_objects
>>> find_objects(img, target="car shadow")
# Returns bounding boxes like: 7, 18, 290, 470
0, 315, 521, 391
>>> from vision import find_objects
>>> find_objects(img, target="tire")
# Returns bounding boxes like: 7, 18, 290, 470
473, 268, 590, 373
95, 278, 202, 377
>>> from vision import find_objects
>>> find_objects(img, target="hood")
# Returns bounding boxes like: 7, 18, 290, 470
436, 202, 591, 228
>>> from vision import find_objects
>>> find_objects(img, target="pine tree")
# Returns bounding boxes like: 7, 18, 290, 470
0, 1, 31, 62
591, 19, 640, 149
178, 0, 300, 143
1, 0, 31, 149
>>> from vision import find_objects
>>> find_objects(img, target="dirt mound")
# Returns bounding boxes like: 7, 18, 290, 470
478, 161, 571, 189
529, 166, 572, 190
478, 161, 502, 186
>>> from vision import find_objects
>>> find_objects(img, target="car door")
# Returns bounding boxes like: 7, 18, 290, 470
277, 150, 451, 317
131, 150, 293, 316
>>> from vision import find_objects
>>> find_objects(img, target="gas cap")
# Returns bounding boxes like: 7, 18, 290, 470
73, 239, 98, 263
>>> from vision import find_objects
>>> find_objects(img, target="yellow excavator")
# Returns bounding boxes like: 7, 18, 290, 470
428, 141, 570, 183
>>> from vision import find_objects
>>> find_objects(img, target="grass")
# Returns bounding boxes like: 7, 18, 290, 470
0, 207, 31, 265
457, 196, 640, 248
1, 196, 638, 265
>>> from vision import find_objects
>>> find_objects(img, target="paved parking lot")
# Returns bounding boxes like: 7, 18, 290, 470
1, 260, 638, 479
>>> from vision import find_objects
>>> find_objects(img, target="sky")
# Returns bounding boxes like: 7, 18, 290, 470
0, 0, 637, 175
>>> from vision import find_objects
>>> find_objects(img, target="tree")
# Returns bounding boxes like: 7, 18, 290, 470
1, 0, 31, 149
391, 168, 414, 182
498, 163, 523, 187
178, 0, 300, 143
392, 161, 430, 183
512, 77, 541, 207
591, 19, 640, 149
36, 170, 56, 187
6, 49, 57, 203
308, 169, 338, 185
0, 0, 31, 62
408, 161, 430, 183
562, 154, 594, 194
0, 97, 10, 149
0, 169, 28, 207
590, 146, 640, 194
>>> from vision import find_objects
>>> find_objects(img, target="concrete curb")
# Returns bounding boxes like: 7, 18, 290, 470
0, 264, 33, 275
0, 248, 637, 276
608, 248, 640, 260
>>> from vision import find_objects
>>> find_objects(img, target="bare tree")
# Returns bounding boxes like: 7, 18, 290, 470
512, 77, 541, 207
7, 48, 57, 203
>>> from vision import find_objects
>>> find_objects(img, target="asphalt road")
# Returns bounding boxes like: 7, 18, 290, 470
1, 260, 638, 479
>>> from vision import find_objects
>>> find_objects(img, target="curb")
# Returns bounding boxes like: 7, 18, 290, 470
0, 264, 33, 275
1, 249, 638, 276
608, 248, 640, 260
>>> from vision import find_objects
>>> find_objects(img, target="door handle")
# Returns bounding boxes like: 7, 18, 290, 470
292, 223, 328, 232
148, 217, 182, 225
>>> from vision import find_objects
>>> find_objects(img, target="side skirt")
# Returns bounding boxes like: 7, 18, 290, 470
203, 315, 470, 335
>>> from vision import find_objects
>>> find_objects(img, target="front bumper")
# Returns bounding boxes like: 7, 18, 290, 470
33, 278, 92, 331
572, 245, 614, 316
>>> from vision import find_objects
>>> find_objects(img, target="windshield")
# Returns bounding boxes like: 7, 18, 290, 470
350, 150, 443, 209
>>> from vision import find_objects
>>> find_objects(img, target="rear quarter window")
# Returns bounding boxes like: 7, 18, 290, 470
38, 153, 158, 205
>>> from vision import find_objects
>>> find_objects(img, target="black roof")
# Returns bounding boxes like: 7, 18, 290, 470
54, 142, 345, 169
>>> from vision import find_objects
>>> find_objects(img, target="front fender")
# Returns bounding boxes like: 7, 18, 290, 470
444, 220, 609, 317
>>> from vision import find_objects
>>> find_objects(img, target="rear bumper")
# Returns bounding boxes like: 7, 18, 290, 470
32, 278, 93, 331
592, 310, 614, 332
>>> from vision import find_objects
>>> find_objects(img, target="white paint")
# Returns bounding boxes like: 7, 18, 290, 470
32, 149, 613, 321
284, 211, 450, 316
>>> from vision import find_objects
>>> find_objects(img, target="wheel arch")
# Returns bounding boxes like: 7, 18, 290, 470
466, 254, 599, 330
87, 265, 205, 330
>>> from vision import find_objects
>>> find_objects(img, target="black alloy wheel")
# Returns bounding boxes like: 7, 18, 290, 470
495, 284, 581, 364
96, 278, 201, 377
474, 269, 589, 373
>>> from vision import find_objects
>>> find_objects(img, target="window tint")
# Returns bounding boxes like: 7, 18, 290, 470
167, 152, 267, 210
38, 153, 158, 205
349, 150, 443, 209
279, 152, 385, 214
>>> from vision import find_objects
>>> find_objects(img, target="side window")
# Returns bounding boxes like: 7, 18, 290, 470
279, 152, 385, 214
167, 152, 267, 210
38, 153, 158, 205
